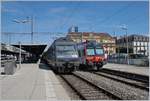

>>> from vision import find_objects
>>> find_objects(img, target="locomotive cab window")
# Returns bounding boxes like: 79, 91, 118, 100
56, 45, 78, 58
86, 48, 95, 56
56, 45, 74, 51
96, 48, 104, 55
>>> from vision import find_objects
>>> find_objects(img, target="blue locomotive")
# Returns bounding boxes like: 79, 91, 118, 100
42, 37, 80, 73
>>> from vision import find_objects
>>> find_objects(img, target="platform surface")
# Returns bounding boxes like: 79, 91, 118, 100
0, 63, 70, 100
103, 63, 149, 76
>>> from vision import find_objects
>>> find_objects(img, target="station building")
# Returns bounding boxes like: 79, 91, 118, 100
67, 32, 116, 55
116, 34, 149, 56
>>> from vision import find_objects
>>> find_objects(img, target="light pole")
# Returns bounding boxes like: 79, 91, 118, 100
13, 17, 31, 68
19, 41, 21, 69
81, 32, 83, 42
113, 30, 118, 54
26, 16, 33, 44
13, 19, 23, 68
121, 25, 129, 65
31, 16, 33, 44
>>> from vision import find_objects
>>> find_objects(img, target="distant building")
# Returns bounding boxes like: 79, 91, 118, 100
68, 26, 78, 33
116, 34, 149, 56
67, 32, 116, 55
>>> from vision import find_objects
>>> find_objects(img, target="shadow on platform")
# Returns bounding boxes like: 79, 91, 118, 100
39, 63, 51, 70
16, 60, 38, 64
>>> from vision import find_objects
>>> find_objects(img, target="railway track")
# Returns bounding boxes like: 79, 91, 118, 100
100, 68, 149, 83
60, 74, 122, 100
93, 70, 149, 91
61, 71, 149, 100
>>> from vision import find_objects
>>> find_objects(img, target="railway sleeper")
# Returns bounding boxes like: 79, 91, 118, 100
73, 73, 123, 100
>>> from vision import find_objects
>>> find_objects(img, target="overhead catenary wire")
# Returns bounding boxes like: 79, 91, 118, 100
42, 3, 80, 41
57, 2, 81, 33
90, 2, 147, 37
90, 2, 135, 31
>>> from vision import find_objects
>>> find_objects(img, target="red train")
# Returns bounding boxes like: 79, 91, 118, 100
77, 40, 107, 70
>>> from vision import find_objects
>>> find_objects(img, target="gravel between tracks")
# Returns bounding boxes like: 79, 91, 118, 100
74, 71, 149, 100
62, 74, 115, 100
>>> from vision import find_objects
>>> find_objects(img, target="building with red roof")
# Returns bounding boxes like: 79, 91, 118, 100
67, 32, 116, 55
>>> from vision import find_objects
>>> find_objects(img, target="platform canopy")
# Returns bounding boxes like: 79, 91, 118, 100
13, 44, 47, 56
1, 43, 28, 55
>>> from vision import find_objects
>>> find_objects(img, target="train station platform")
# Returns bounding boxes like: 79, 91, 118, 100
0, 63, 70, 100
103, 63, 149, 76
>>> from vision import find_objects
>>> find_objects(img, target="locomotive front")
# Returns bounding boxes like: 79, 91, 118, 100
77, 41, 107, 71
85, 44, 107, 70
55, 41, 80, 73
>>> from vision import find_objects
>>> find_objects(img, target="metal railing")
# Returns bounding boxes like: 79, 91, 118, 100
108, 58, 149, 66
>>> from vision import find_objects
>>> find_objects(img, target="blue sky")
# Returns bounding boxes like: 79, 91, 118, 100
1, 1, 149, 44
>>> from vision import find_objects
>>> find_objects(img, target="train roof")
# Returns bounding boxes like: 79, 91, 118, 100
77, 40, 103, 49
54, 37, 76, 45
54, 37, 73, 42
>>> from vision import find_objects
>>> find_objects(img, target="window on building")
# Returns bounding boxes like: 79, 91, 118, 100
135, 42, 137, 46
147, 37, 149, 42
143, 37, 146, 41
140, 37, 142, 41
137, 47, 140, 51
141, 47, 144, 50
134, 37, 136, 41
131, 36, 134, 42
137, 42, 140, 46
144, 42, 146, 46
136, 37, 139, 41
140, 42, 144, 46
133, 42, 136, 46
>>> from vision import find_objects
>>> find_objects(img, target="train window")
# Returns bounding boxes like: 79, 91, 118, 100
86, 49, 95, 55
96, 48, 104, 55
56, 45, 75, 51
56, 45, 78, 58
56, 51, 78, 58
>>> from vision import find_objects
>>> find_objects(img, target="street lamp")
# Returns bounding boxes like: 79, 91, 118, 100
121, 24, 129, 65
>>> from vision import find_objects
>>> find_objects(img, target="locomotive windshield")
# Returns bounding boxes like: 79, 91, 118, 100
56, 45, 75, 51
56, 45, 78, 58
95, 48, 104, 55
86, 49, 95, 55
